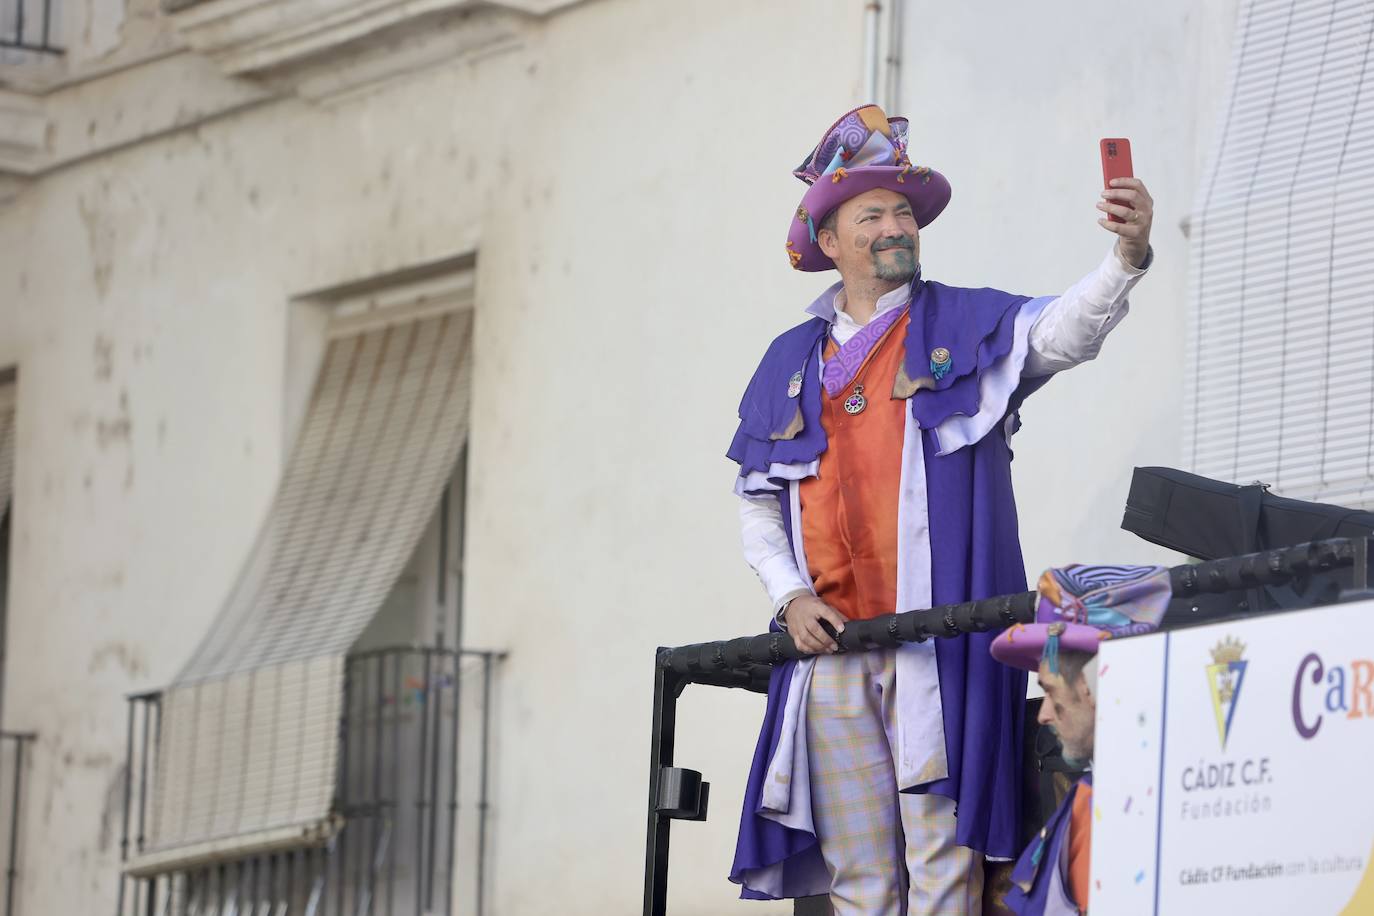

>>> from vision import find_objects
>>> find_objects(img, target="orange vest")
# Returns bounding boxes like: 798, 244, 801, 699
800, 309, 910, 621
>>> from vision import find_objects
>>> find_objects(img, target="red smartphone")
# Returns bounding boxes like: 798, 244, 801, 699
1100, 138, 1134, 223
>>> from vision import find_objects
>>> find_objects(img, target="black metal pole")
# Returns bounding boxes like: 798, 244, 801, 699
642, 662, 680, 916
13, 0, 23, 49
260, 856, 271, 916
285, 851, 296, 911
444, 653, 462, 916
268, 856, 278, 916
427, 486, 449, 914
4, 737, 25, 916
446, 450, 467, 916
414, 651, 431, 916
338, 665, 353, 916
476, 653, 493, 916
120, 702, 135, 864
324, 840, 338, 916
369, 654, 384, 916
452, 446, 468, 655
424, 653, 444, 910
116, 698, 136, 916
388, 654, 400, 916
437, 486, 449, 615
0, 512, 9, 730
137, 701, 150, 854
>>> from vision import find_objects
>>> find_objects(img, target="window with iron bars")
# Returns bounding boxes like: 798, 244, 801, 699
0, 0, 61, 54
0, 382, 37, 916
117, 449, 504, 916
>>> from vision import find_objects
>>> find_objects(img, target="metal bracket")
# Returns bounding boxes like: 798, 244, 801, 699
655, 767, 709, 822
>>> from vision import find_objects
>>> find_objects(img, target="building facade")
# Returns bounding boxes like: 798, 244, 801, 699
0, 0, 1267, 913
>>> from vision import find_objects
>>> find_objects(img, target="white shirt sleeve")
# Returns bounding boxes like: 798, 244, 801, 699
1023, 244, 1152, 378
739, 492, 812, 613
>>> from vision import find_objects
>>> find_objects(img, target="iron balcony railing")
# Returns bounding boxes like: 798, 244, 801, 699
117, 646, 503, 916
0, 0, 62, 54
643, 538, 1372, 916
0, 731, 34, 916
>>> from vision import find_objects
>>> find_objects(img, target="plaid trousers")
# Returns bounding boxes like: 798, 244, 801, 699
806, 650, 983, 915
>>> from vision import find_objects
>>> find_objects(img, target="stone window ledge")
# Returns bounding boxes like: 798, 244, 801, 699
164, 0, 581, 96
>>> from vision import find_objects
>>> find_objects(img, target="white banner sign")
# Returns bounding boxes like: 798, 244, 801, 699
1091, 601, 1374, 914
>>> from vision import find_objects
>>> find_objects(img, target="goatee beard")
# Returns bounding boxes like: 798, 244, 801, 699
874, 248, 917, 282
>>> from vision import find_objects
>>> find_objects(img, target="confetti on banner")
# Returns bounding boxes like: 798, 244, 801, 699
1094, 805, 1102, 823
1124, 796, 1133, 813
1099, 664, 1109, 678
1135, 870, 1146, 884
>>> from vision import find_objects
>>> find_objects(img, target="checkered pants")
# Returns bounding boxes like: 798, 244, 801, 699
806, 650, 983, 915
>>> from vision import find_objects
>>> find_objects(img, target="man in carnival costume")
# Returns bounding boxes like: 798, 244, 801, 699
989, 564, 1172, 915
726, 104, 1155, 914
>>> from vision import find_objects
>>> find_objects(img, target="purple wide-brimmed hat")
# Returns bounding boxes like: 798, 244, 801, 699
990, 564, 1172, 674
785, 104, 951, 272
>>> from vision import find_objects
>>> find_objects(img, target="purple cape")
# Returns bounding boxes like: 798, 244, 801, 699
1006, 773, 1092, 915
727, 277, 1047, 899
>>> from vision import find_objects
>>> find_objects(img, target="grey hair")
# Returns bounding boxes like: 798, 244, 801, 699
1057, 649, 1098, 699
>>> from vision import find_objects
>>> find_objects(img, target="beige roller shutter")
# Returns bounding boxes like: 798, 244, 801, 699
130, 303, 474, 874
0, 383, 14, 517
1184, 0, 1374, 505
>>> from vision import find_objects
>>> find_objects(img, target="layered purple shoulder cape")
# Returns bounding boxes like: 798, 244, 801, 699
1006, 773, 1092, 915
727, 277, 1050, 899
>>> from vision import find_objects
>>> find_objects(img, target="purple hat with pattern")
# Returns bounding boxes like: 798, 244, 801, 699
785, 104, 951, 272
990, 564, 1172, 674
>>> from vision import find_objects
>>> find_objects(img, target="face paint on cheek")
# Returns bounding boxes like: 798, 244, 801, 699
854, 234, 870, 250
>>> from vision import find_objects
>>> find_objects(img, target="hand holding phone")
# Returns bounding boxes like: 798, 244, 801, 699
1100, 138, 1134, 223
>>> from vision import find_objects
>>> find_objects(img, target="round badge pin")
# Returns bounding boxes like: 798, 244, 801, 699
930, 347, 952, 381
787, 371, 803, 399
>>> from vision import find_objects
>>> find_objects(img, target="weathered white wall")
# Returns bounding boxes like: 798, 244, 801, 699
0, 0, 1240, 914
895, 1, 1241, 578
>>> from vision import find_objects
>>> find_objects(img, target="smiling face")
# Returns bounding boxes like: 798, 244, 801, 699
1037, 652, 1098, 764
816, 188, 920, 289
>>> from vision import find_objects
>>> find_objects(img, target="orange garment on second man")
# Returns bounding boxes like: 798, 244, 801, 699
1067, 780, 1093, 912
800, 308, 911, 622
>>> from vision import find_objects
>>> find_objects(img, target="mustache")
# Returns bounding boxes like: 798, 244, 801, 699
872, 236, 916, 253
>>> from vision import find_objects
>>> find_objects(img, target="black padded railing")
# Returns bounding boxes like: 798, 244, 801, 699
656, 537, 1366, 687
